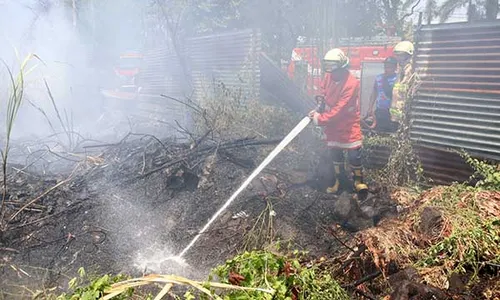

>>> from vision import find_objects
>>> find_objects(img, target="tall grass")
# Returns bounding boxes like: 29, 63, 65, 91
44, 79, 76, 150
0, 53, 40, 227
27, 80, 77, 151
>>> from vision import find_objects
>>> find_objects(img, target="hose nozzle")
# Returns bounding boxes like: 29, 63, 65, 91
315, 95, 326, 113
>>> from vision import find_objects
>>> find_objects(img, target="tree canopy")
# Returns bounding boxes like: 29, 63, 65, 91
25, 0, 499, 62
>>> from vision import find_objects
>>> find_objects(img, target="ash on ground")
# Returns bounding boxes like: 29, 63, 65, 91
0, 128, 395, 296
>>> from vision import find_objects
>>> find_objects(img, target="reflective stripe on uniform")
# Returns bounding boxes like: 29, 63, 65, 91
327, 140, 363, 149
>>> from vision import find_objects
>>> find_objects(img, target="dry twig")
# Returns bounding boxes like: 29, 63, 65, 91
8, 164, 80, 222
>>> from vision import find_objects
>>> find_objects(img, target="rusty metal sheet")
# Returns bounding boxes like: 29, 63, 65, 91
419, 21, 500, 32
416, 59, 500, 65
412, 20, 500, 161
418, 37, 500, 46
421, 80, 500, 87
364, 144, 474, 185
417, 52, 500, 58
418, 87, 500, 95
418, 67, 500, 72
420, 74, 500, 79
418, 45, 500, 52
186, 29, 261, 103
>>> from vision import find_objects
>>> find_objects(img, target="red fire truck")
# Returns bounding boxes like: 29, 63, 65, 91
101, 51, 143, 100
286, 36, 402, 97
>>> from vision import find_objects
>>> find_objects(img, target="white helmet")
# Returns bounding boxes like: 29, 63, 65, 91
394, 41, 414, 56
323, 48, 349, 72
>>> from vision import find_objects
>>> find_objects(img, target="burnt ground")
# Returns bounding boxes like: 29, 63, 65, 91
0, 128, 397, 298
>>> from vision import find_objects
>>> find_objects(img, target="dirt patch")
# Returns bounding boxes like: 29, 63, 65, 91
418, 206, 444, 239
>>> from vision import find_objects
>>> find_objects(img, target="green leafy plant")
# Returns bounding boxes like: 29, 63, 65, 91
208, 250, 350, 300
415, 184, 500, 283
44, 79, 77, 150
57, 268, 133, 300
362, 72, 426, 189
461, 151, 500, 190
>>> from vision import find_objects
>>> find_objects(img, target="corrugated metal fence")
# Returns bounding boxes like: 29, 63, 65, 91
140, 48, 186, 97
186, 29, 261, 103
362, 21, 500, 184
412, 21, 500, 161
137, 28, 311, 131
136, 47, 189, 134
134, 29, 261, 134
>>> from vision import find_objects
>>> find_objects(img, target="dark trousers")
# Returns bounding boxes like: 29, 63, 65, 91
375, 108, 397, 132
330, 147, 362, 168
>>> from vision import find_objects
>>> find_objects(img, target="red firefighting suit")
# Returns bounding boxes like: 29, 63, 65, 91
312, 69, 366, 194
312, 69, 362, 149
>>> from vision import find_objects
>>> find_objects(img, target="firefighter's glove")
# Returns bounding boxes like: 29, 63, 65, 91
308, 110, 320, 125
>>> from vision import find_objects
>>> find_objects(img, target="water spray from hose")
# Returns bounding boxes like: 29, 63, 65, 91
176, 116, 312, 259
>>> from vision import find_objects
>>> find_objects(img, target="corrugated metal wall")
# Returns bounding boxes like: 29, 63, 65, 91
412, 21, 500, 161
139, 47, 186, 97
186, 29, 261, 103
133, 29, 262, 135
364, 144, 474, 186
362, 21, 500, 184
135, 47, 190, 135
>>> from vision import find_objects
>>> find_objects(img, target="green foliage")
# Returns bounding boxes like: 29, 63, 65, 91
208, 250, 350, 300
461, 152, 500, 190
363, 72, 425, 189
414, 184, 500, 282
149, 0, 397, 66
421, 218, 500, 279
149, 0, 248, 37
57, 268, 133, 300
362, 134, 395, 157
377, 0, 421, 37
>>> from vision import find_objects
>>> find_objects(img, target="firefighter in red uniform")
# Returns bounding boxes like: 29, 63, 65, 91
308, 48, 368, 195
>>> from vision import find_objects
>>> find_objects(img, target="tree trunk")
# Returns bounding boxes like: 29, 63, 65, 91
72, 0, 77, 28
485, 0, 499, 20
467, 0, 475, 22
425, 0, 436, 25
